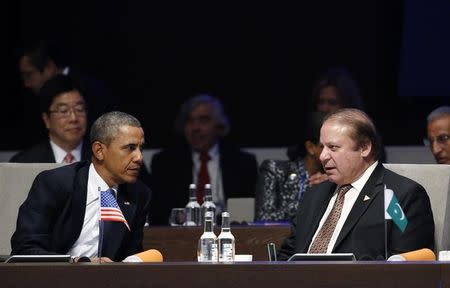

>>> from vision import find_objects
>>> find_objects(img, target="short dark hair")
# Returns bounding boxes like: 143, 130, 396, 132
90, 111, 142, 145
39, 74, 85, 113
18, 40, 68, 72
324, 108, 380, 160
174, 94, 230, 137
312, 67, 364, 110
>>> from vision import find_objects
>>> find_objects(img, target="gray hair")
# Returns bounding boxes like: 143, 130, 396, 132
427, 106, 450, 123
90, 111, 142, 144
174, 94, 230, 136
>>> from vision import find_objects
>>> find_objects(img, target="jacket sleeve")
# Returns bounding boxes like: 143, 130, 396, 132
388, 179, 435, 255
10, 172, 68, 255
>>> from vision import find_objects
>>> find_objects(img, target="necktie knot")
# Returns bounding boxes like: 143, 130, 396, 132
63, 152, 74, 163
200, 152, 211, 162
338, 184, 352, 198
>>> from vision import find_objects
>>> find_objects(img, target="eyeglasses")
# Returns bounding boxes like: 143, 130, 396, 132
423, 134, 450, 147
48, 104, 87, 118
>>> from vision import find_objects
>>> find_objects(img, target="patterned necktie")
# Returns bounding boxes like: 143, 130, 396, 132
309, 184, 352, 253
63, 152, 74, 163
196, 152, 211, 204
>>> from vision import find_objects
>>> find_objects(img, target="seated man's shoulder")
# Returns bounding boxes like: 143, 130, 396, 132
384, 168, 426, 194
10, 142, 52, 163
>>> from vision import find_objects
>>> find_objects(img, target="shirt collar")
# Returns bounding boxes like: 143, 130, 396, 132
349, 161, 379, 193
192, 143, 219, 161
89, 163, 118, 197
49, 140, 83, 163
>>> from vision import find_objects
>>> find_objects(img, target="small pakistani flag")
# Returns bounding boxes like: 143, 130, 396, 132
384, 186, 408, 232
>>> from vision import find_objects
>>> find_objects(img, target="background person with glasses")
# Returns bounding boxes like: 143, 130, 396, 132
425, 106, 450, 164
10, 74, 90, 163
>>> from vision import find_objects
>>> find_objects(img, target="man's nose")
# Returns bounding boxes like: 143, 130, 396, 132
431, 141, 443, 155
319, 147, 329, 162
134, 149, 144, 163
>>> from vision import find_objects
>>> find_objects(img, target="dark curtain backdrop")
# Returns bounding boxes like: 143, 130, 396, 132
4, 0, 449, 150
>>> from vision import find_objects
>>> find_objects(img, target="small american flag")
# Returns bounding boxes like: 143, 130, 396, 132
100, 189, 130, 231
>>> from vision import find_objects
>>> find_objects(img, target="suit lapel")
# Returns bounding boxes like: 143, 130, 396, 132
45, 141, 57, 162
333, 163, 385, 250
70, 164, 89, 243
299, 182, 337, 252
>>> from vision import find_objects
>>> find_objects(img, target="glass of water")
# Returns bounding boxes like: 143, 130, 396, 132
169, 208, 186, 226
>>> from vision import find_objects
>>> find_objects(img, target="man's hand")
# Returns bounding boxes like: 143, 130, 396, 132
309, 172, 328, 186
73, 256, 113, 263
90, 256, 113, 263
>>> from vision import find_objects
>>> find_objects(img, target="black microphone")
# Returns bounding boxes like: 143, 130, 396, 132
267, 243, 277, 261
76, 256, 91, 262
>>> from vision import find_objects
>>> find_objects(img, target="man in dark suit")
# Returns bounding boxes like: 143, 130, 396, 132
17, 40, 117, 144
149, 94, 258, 225
278, 108, 434, 260
11, 111, 151, 262
10, 74, 90, 163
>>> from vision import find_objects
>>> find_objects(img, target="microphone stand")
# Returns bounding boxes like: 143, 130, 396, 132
98, 220, 104, 263
98, 187, 104, 263
384, 185, 388, 260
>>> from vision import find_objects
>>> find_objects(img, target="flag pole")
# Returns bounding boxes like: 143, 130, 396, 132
99, 220, 104, 262
98, 187, 104, 263
384, 185, 388, 260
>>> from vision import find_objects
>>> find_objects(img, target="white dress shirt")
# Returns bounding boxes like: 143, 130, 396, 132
49, 140, 83, 163
67, 163, 117, 257
308, 161, 379, 253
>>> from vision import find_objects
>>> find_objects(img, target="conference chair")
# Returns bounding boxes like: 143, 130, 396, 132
383, 163, 450, 253
0, 163, 63, 255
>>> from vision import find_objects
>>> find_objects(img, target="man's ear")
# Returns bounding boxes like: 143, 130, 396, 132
92, 141, 105, 161
42, 112, 50, 130
360, 141, 372, 158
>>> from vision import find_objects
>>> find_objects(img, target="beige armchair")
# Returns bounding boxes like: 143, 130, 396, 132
0, 163, 63, 255
384, 163, 450, 253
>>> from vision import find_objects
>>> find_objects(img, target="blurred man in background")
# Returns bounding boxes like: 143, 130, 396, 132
425, 106, 450, 164
149, 94, 258, 225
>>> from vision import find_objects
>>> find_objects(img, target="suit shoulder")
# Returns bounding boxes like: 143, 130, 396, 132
384, 168, 426, 193
10, 142, 52, 163
38, 161, 88, 178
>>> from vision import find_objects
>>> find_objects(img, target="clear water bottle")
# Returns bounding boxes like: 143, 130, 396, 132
200, 184, 216, 226
197, 211, 218, 262
218, 211, 235, 263
185, 184, 201, 226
